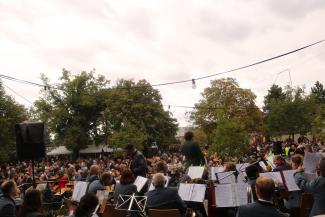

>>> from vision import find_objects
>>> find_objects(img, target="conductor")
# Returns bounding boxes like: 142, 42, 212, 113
181, 131, 205, 168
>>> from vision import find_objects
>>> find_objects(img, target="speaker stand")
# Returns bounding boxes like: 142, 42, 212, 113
32, 158, 36, 189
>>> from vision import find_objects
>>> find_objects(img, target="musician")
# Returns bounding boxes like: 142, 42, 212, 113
125, 144, 148, 178
145, 173, 187, 217
294, 158, 325, 216
17, 189, 44, 217
181, 131, 205, 168
69, 193, 98, 217
88, 172, 114, 194
86, 165, 100, 184
272, 155, 291, 172
113, 169, 137, 204
245, 164, 259, 201
0, 180, 18, 217
236, 176, 287, 217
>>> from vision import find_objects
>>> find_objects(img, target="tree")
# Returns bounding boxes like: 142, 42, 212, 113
103, 79, 178, 150
33, 70, 109, 156
0, 81, 27, 161
263, 84, 286, 112
265, 86, 317, 139
310, 81, 325, 140
210, 117, 249, 156
191, 78, 263, 147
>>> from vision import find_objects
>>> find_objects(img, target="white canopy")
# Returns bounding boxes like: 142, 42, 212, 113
79, 145, 113, 154
47, 146, 72, 156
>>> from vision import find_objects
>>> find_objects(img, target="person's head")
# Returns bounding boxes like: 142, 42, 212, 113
156, 161, 168, 174
291, 154, 303, 170
89, 165, 99, 176
245, 165, 259, 180
184, 131, 194, 141
124, 144, 136, 156
74, 193, 98, 217
152, 173, 166, 188
319, 158, 325, 177
18, 189, 42, 217
273, 155, 284, 167
304, 144, 312, 153
1, 180, 18, 198
100, 172, 113, 186
255, 176, 275, 201
224, 162, 236, 172
120, 169, 135, 185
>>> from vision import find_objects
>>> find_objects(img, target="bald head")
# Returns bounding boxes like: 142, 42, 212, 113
256, 176, 275, 201
152, 173, 166, 187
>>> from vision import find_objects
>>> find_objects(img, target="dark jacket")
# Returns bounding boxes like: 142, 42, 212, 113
273, 163, 291, 172
87, 180, 104, 194
181, 140, 205, 167
145, 186, 187, 216
25, 211, 44, 217
236, 200, 287, 217
294, 172, 325, 217
86, 174, 99, 184
0, 195, 16, 217
130, 151, 147, 178
113, 183, 137, 204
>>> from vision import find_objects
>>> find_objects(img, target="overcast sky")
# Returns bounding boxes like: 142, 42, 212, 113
1, 0, 325, 126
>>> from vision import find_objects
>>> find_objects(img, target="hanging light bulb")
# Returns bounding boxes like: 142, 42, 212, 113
192, 79, 197, 89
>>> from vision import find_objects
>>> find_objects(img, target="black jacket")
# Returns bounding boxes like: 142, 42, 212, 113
130, 151, 147, 178
145, 186, 187, 216
0, 195, 16, 217
236, 200, 286, 217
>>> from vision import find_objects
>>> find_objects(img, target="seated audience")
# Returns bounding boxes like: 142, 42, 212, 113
113, 169, 137, 204
18, 189, 44, 217
88, 172, 113, 194
294, 158, 325, 216
145, 173, 187, 217
236, 176, 287, 217
69, 193, 98, 217
0, 180, 18, 217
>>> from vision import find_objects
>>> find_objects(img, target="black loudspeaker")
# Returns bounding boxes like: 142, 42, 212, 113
273, 141, 282, 155
15, 121, 46, 160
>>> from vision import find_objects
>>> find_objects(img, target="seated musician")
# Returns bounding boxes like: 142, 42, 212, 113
113, 169, 137, 204
273, 155, 291, 172
145, 173, 187, 217
88, 172, 114, 194
236, 176, 287, 217
245, 164, 259, 202
0, 180, 18, 217
17, 189, 44, 217
294, 158, 325, 216
86, 165, 100, 184
69, 193, 98, 217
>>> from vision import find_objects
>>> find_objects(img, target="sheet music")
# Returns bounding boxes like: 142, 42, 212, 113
266, 156, 275, 168
259, 161, 267, 171
72, 181, 88, 202
148, 176, 170, 191
217, 171, 236, 184
282, 170, 300, 191
215, 184, 234, 207
303, 152, 322, 173
187, 166, 205, 179
260, 172, 283, 184
236, 163, 250, 172
190, 184, 206, 202
235, 183, 248, 206
211, 167, 224, 180
178, 183, 193, 201
133, 176, 148, 192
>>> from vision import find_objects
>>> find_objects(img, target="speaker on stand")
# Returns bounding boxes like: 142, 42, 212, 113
15, 121, 46, 188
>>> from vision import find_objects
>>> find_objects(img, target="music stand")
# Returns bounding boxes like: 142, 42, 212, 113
116, 193, 147, 217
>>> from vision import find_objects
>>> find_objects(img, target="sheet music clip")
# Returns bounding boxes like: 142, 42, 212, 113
116, 193, 147, 217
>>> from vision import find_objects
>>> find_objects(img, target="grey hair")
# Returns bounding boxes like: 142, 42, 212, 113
152, 173, 166, 187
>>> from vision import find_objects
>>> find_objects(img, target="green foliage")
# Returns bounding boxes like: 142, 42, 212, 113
210, 117, 249, 156
263, 84, 286, 112
191, 78, 263, 148
0, 81, 27, 161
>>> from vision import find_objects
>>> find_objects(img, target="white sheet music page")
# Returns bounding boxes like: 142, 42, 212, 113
282, 170, 300, 191
133, 176, 148, 192
178, 183, 193, 201
260, 172, 283, 184
234, 183, 248, 206
187, 166, 205, 179
236, 163, 250, 172
72, 181, 88, 202
259, 161, 267, 171
217, 171, 236, 184
190, 184, 206, 202
211, 167, 223, 180
215, 184, 234, 207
